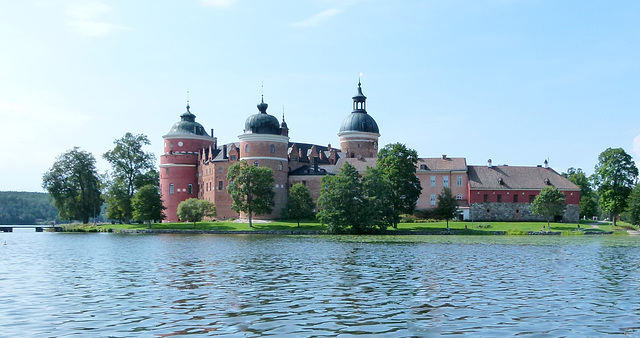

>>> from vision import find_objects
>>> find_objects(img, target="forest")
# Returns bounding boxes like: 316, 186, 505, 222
0, 191, 59, 225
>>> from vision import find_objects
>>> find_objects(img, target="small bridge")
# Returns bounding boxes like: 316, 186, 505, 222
0, 225, 62, 232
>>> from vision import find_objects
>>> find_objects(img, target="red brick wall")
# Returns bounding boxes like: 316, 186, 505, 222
469, 189, 580, 204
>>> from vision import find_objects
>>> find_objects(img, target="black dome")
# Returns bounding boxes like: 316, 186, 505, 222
165, 105, 209, 137
244, 98, 281, 135
339, 112, 379, 134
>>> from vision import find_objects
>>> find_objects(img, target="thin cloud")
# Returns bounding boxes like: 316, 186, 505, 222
67, 1, 125, 37
292, 9, 342, 28
201, 0, 237, 8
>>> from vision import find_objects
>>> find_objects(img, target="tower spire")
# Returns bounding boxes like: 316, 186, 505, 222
186, 89, 190, 111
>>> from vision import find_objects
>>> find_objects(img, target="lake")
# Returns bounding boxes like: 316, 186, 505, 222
1, 229, 639, 336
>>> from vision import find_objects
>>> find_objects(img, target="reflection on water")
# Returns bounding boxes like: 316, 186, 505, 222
0, 230, 639, 336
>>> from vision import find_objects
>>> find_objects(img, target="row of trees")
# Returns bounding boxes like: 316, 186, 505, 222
42, 133, 165, 225
562, 147, 639, 226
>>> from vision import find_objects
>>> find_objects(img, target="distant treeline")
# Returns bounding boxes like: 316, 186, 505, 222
0, 191, 59, 225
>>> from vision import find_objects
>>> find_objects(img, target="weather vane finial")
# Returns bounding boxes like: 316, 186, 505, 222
359, 73, 362, 86
186, 89, 190, 110
261, 81, 264, 102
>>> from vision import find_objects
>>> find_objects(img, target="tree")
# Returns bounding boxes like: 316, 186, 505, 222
42, 147, 103, 224
176, 198, 216, 227
131, 185, 166, 227
367, 143, 422, 228
562, 167, 598, 219
317, 162, 373, 233
227, 161, 275, 228
530, 186, 566, 228
103, 133, 156, 222
627, 184, 640, 226
283, 183, 315, 226
592, 148, 638, 226
434, 187, 460, 229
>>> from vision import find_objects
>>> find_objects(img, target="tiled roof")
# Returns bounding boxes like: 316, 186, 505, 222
335, 157, 377, 173
468, 165, 580, 190
417, 157, 467, 171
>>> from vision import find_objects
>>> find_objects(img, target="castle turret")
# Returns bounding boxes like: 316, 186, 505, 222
160, 102, 216, 222
338, 81, 380, 158
238, 96, 289, 218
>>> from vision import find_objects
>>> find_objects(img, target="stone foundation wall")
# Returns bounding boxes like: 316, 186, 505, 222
470, 203, 579, 223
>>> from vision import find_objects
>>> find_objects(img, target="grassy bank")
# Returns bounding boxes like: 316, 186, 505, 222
58, 220, 636, 235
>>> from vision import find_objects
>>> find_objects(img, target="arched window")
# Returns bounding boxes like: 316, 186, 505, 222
270, 144, 275, 153
218, 166, 223, 173
169, 184, 174, 195
188, 184, 193, 195
254, 161, 259, 167
245, 144, 249, 153
278, 162, 283, 171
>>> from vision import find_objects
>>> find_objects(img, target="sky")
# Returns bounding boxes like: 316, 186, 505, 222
1, 0, 639, 192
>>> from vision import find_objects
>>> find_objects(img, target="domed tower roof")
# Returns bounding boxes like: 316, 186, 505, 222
244, 96, 281, 135
165, 103, 210, 137
338, 81, 379, 134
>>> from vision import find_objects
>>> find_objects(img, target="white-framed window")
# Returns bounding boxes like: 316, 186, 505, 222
254, 161, 259, 167
457, 175, 463, 187
245, 144, 249, 153
270, 144, 275, 153
169, 184, 174, 195
218, 181, 223, 190
218, 166, 223, 173
457, 194, 462, 200
430, 176, 436, 188
188, 184, 193, 195
278, 162, 283, 171
430, 194, 436, 206
443, 176, 449, 187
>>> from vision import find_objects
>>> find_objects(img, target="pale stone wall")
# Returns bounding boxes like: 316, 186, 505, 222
470, 203, 580, 223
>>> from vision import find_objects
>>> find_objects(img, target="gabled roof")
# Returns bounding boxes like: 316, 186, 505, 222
335, 157, 377, 173
467, 165, 580, 190
417, 157, 467, 171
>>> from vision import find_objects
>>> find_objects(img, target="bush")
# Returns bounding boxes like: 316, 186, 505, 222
400, 214, 417, 223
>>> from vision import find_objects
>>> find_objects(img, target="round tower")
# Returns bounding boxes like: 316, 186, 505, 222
338, 81, 380, 158
238, 96, 289, 219
160, 103, 216, 222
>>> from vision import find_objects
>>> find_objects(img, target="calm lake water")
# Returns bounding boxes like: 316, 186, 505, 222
1, 229, 639, 337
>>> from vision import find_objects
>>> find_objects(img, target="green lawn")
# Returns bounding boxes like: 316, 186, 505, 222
60, 219, 635, 234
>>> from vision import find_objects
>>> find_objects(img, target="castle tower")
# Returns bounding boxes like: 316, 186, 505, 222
238, 96, 289, 219
160, 103, 216, 222
338, 81, 380, 158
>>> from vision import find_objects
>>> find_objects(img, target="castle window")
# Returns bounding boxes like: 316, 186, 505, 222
254, 161, 259, 167
188, 184, 193, 195
457, 194, 462, 200
270, 144, 275, 153
218, 166, 223, 173
218, 181, 223, 190
497, 194, 502, 202
303, 181, 307, 186
420, 165, 427, 170
245, 144, 249, 153
165, 168, 169, 174
430, 194, 436, 206
529, 195, 536, 203
483, 194, 489, 202
278, 162, 283, 171
443, 176, 449, 187
231, 155, 237, 161
513, 195, 518, 203
169, 184, 174, 195
457, 175, 463, 187
430, 176, 436, 188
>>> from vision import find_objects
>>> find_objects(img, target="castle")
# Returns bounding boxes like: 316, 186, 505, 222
159, 81, 580, 223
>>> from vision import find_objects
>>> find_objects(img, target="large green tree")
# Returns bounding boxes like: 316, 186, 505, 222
592, 148, 638, 226
626, 184, 640, 226
103, 133, 157, 222
530, 186, 567, 228
283, 183, 315, 226
435, 187, 460, 229
227, 161, 275, 228
42, 147, 103, 224
177, 198, 216, 227
317, 162, 374, 233
562, 167, 598, 219
132, 185, 166, 227
366, 143, 422, 228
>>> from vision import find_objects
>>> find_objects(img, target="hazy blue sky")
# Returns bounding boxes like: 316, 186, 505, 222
1, 0, 639, 192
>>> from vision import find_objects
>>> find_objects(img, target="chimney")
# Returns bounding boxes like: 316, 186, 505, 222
442, 154, 447, 160
211, 129, 214, 138
487, 159, 492, 168
543, 159, 548, 169
327, 143, 332, 151
223, 144, 228, 159
313, 157, 319, 173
